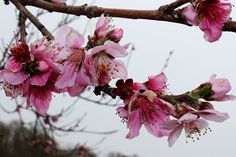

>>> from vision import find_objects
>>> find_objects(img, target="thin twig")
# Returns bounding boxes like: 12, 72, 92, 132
10, 0, 54, 40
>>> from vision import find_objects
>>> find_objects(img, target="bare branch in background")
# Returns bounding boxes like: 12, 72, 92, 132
10, 0, 54, 39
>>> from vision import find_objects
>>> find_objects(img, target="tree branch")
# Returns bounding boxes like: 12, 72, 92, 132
10, 0, 54, 40
18, 11, 27, 41
19, 0, 236, 33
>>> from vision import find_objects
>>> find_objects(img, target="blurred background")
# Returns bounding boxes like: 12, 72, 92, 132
0, 0, 236, 156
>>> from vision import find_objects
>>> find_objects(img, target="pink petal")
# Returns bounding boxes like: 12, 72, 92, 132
214, 95, 236, 101
147, 72, 167, 91
5, 57, 23, 72
116, 106, 128, 118
3, 70, 28, 85
55, 25, 84, 48
109, 60, 127, 80
89, 41, 128, 58
193, 119, 209, 129
177, 112, 198, 123
31, 70, 52, 86
198, 109, 229, 122
144, 122, 170, 137
160, 120, 179, 130
132, 82, 147, 91
28, 87, 52, 114
182, 5, 198, 26
67, 69, 90, 96
126, 110, 142, 139
168, 124, 183, 147
199, 17, 222, 42
55, 64, 77, 89
95, 15, 111, 39
104, 41, 128, 57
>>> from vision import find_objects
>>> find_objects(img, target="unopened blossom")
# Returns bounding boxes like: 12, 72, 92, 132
207, 74, 235, 101
54, 26, 90, 96
161, 103, 229, 147
95, 15, 123, 42
182, 0, 232, 42
85, 40, 128, 86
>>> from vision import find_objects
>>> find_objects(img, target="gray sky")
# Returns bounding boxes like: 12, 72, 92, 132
1, 0, 236, 156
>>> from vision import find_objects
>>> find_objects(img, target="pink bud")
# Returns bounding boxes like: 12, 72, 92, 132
108, 28, 123, 42
208, 74, 231, 99
38, 61, 49, 72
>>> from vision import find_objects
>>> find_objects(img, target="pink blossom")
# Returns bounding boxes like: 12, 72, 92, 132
1, 38, 61, 114
117, 90, 171, 139
197, 0, 232, 42
161, 103, 229, 147
207, 74, 235, 101
30, 37, 60, 73
182, 0, 232, 42
95, 15, 124, 42
85, 41, 128, 86
54, 26, 90, 95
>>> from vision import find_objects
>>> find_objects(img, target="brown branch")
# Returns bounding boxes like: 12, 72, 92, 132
20, 0, 236, 33
10, 0, 54, 40
18, 11, 27, 41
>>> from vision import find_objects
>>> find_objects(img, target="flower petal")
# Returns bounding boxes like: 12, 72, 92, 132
3, 70, 28, 85
55, 64, 78, 89
5, 57, 23, 72
55, 25, 84, 48
168, 124, 183, 147
126, 110, 142, 139
198, 109, 229, 122
31, 70, 52, 86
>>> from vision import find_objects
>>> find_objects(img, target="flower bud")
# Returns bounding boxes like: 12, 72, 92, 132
208, 75, 231, 99
38, 61, 49, 72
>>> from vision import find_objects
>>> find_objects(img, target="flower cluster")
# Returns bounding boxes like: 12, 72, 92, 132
182, 0, 232, 42
116, 73, 234, 146
0, 10, 235, 147
0, 15, 128, 114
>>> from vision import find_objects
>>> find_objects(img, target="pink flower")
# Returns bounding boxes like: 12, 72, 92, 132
85, 41, 128, 86
1, 38, 61, 114
161, 103, 229, 147
51, 0, 67, 4
95, 15, 123, 42
164, 113, 209, 147
117, 90, 171, 139
197, 0, 232, 42
207, 74, 235, 101
54, 26, 90, 96
182, 0, 232, 42
30, 37, 60, 73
